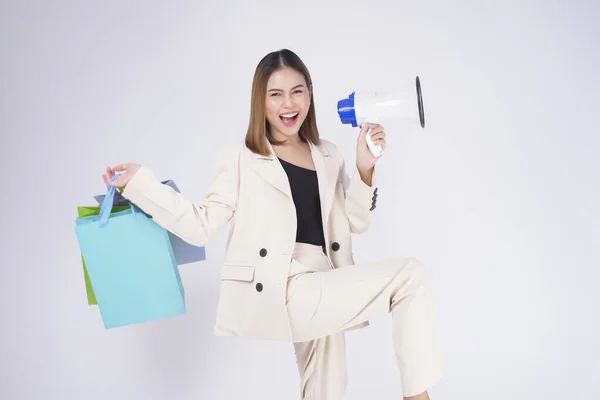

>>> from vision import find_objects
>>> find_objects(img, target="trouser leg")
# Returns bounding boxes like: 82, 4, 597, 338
293, 331, 347, 400
286, 256, 443, 397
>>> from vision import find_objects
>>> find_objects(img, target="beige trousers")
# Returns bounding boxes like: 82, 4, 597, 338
286, 243, 443, 399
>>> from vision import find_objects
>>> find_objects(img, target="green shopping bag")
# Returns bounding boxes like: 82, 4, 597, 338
77, 205, 129, 305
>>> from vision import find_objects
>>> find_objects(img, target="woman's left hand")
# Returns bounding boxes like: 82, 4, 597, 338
356, 123, 386, 182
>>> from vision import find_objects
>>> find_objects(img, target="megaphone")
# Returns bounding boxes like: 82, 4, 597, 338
337, 76, 425, 157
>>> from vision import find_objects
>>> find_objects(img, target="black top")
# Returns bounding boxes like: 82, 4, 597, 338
278, 158, 326, 247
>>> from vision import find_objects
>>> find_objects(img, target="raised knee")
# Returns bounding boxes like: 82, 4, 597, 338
404, 258, 430, 286
389, 258, 431, 308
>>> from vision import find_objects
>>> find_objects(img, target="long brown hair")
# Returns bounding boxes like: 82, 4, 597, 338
245, 49, 319, 156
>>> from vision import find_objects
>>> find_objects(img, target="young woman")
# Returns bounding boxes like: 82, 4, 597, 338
103, 49, 443, 400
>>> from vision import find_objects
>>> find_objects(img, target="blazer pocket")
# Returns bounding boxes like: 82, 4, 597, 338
221, 263, 255, 282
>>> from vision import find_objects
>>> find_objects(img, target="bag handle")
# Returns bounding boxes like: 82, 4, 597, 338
97, 175, 136, 227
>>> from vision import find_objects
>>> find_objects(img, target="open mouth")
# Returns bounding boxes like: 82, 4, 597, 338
279, 112, 299, 127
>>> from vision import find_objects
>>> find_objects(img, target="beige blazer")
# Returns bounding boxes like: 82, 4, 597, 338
121, 138, 378, 341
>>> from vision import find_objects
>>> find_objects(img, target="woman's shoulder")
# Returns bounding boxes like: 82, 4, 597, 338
316, 138, 344, 161
208, 143, 245, 173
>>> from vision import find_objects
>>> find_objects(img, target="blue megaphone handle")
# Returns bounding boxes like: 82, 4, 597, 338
97, 175, 136, 228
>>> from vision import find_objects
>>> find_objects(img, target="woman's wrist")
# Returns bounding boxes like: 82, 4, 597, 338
357, 165, 374, 187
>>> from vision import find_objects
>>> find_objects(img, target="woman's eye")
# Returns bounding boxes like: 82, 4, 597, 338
269, 90, 302, 97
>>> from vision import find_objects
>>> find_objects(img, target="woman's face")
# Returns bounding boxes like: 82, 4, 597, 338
265, 67, 311, 141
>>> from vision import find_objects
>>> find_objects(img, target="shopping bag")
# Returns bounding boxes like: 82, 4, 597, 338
75, 181, 186, 329
77, 205, 129, 305
94, 179, 206, 265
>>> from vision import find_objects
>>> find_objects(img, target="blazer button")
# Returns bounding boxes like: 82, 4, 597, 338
256, 283, 263, 292
331, 242, 340, 251
259, 248, 267, 257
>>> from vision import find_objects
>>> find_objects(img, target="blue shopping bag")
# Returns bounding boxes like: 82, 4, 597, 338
75, 179, 186, 329
94, 179, 206, 265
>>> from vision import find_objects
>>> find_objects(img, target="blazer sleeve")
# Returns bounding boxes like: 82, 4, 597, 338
120, 146, 240, 247
336, 147, 378, 234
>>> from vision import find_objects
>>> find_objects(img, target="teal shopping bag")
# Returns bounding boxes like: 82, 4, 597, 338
94, 179, 206, 266
74, 179, 185, 329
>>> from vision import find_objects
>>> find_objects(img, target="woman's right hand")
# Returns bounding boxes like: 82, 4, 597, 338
102, 163, 141, 188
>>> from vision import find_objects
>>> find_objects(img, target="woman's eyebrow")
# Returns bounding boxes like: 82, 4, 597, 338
267, 84, 305, 92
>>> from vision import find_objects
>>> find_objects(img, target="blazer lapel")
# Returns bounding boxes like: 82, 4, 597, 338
248, 141, 293, 200
309, 141, 340, 228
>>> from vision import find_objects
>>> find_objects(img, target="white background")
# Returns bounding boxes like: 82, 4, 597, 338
1, 0, 599, 399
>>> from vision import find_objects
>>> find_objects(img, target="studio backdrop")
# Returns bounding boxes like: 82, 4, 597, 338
1, 1, 599, 399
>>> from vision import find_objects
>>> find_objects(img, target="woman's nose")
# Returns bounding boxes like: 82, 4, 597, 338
282, 94, 294, 108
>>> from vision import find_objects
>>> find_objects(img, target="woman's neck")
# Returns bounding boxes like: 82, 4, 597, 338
272, 132, 303, 147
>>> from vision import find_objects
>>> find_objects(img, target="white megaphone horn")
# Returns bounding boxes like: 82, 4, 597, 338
337, 76, 425, 157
